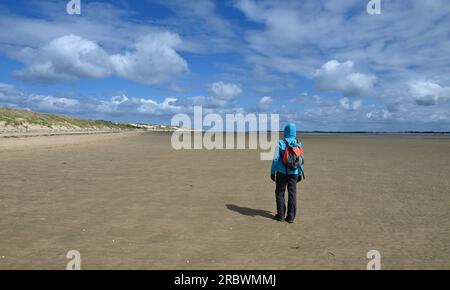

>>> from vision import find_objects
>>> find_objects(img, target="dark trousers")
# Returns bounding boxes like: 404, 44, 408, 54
275, 173, 298, 221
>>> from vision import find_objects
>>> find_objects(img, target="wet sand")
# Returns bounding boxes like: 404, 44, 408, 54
0, 132, 449, 269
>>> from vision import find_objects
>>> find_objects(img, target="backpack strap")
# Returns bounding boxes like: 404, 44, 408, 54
297, 139, 305, 179
283, 139, 288, 175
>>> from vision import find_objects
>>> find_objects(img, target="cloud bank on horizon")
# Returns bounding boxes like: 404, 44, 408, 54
0, 0, 449, 131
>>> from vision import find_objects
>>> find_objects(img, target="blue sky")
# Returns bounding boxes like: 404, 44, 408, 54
0, 0, 450, 131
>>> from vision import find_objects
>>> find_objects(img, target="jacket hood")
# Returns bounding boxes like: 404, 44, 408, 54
284, 123, 297, 139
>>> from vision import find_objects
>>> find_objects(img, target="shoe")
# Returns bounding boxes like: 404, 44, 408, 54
273, 214, 284, 221
285, 218, 294, 223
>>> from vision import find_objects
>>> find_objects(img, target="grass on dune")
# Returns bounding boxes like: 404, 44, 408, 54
0, 107, 137, 130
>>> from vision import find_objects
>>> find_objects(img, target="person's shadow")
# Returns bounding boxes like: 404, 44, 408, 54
225, 204, 273, 219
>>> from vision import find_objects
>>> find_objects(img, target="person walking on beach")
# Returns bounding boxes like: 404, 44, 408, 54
270, 123, 305, 223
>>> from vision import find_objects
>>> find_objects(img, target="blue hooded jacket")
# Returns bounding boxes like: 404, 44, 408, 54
271, 123, 304, 175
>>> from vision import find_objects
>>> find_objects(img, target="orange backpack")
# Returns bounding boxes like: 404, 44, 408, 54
282, 139, 304, 170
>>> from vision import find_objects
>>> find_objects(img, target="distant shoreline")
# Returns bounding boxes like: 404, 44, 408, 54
162, 130, 450, 134
301, 131, 450, 134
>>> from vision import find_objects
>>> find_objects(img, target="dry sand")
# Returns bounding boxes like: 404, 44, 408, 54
0, 132, 449, 269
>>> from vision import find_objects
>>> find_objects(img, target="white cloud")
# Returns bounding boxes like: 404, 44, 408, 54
339, 97, 363, 110
0, 0, 240, 62
111, 32, 188, 85
96, 95, 184, 116
0, 83, 26, 102
0, 83, 183, 117
0, 2, 164, 52
137, 97, 182, 115
0, 83, 82, 112
111, 94, 129, 105
210, 81, 242, 100
1, 81, 449, 131
32, 95, 81, 111
175, 95, 228, 109
238, 1, 305, 51
366, 110, 392, 121
258, 96, 273, 111
11, 33, 188, 85
408, 81, 450, 106
314, 60, 376, 98
235, 0, 450, 78
12, 35, 113, 82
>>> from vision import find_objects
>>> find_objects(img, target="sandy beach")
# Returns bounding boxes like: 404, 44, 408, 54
0, 132, 449, 269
